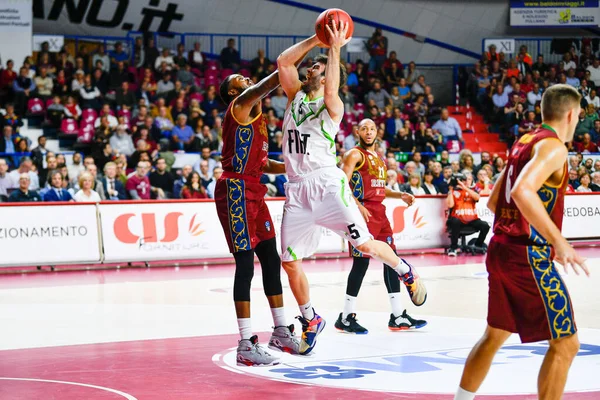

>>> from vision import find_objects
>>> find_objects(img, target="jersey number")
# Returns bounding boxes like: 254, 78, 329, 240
504, 165, 514, 204
287, 129, 310, 154
347, 224, 360, 240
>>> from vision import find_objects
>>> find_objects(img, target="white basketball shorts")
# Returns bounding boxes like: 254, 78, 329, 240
281, 167, 372, 262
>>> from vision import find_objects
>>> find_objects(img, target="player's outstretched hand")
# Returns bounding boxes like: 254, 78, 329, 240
554, 240, 590, 277
325, 21, 352, 48
358, 203, 371, 223
401, 192, 415, 207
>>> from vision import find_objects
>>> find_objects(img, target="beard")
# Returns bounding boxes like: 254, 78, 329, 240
359, 137, 376, 148
301, 74, 321, 93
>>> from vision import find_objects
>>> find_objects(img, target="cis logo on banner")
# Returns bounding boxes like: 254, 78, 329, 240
392, 206, 427, 233
114, 212, 204, 244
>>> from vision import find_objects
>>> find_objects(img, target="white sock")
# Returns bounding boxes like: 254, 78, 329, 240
388, 292, 403, 318
343, 294, 357, 318
299, 301, 315, 320
393, 258, 410, 275
271, 307, 286, 327
454, 387, 476, 400
237, 318, 252, 340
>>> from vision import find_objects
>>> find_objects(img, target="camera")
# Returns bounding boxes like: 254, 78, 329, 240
449, 173, 467, 188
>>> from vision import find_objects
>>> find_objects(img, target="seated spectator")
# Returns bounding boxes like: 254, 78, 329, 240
407, 173, 425, 195
9, 156, 39, 190
446, 173, 489, 256
385, 107, 404, 142
585, 89, 600, 109
149, 158, 174, 198
404, 61, 420, 85
127, 162, 153, 200
206, 167, 223, 199
389, 128, 415, 153
220, 38, 241, 71
71, 69, 85, 93
155, 105, 174, 135
190, 124, 219, 152
74, 171, 101, 202
365, 80, 391, 110
132, 37, 145, 69
155, 48, 175, 71
170, 114, 194, 150
412, 152, 426, 176
92, 45, 110, 73
173, 164, 192, 198
116, 81, 136, 110
109, 41, 128, 68
0, 158, 13, 199
173, 43, 188, 69
43, 170, 73, 202
474, 169, 493, 195
108, 61, 130, 91
144, 38, 159, 70
157, 138, 175, 171
193, 147, 217, 175
568, 168, 580, 189
94, 104, 118, 128
386, 169, 402, 191
411, 75, 427, 98
389, 86, 404, 109
2, 103, 23, 134
34, 66, 53, 100
101, 161, 126, 200
271, 86, 288, 118
83, 164, 107, 200
518, 111, 539, 136
13, 66, 36, 115
8, 173, 41, 202
110, 124, 135, 157
197, 159, 213, 188
39, 155, 58, 189
590, 171, 600, 192
432, 108, 463, 145
576, 172, 592, 192
1, 59, 17, 93
188, 42, 205, 70
250, 49, 271, 79
421, 170, 439, 194
181, 170, 208, 199
79, 74, 102, 110
0, 125, 16, 161
566, 68, 580, 88
92, 142, 114, 172
575, 133, 599, 153
156, 72, 175, 98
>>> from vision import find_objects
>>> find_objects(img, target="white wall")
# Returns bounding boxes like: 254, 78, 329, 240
33, 0, 593, 64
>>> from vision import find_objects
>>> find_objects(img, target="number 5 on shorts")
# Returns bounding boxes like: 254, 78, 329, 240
347, 223, 360, 240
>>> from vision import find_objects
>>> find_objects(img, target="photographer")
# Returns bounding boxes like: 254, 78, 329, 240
446, 172, 490, 256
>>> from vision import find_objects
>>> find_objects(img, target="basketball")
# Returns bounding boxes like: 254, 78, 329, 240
315, 8, 354, 47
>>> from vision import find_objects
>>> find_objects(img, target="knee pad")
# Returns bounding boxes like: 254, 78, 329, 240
255, 238, 283, 297
233, 250, 255, 302
347, 257, 370, 297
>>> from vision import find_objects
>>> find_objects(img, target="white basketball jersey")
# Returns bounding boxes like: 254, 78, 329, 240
282, 91, 340, 179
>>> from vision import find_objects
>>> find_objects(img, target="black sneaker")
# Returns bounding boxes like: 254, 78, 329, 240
388, 310, 427, 331
334, 312, 368, 334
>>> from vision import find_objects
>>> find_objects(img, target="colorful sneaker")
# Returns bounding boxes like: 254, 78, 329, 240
399, 259, 427, 307
447, 247, 458, 257
236, 335, 280, 366
388, 310, 428, 331
297, 311, 326, 355
268, 325, 300, 354
335, 312, 368, 334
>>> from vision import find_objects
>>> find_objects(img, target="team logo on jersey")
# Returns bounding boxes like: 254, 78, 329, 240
386, 236, 393, 245
265, 221, 271, 232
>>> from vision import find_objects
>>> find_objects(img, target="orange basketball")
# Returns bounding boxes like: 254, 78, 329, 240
315, 8, 354, 47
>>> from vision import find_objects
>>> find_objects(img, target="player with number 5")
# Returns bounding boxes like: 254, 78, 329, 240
277, 9, 427, 356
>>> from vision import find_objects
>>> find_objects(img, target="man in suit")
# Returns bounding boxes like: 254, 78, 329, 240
30, 136, 48, 172
101, 161, 126, 200
42, 170, 73, 202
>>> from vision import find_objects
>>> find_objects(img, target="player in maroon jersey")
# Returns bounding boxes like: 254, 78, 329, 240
334, 118, 428, 334
216, 65, 302, 366
455, 84, 590, 400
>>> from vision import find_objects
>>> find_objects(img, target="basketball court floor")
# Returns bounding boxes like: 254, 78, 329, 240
0, 249, 599, 399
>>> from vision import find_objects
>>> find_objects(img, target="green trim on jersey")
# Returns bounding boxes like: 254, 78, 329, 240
311, 104, 327, 120
303, 93, 323, 103
340, 177, 349, 207
287, 246, 298, 261
320, 120, 335, 153
291, 101, 316, 126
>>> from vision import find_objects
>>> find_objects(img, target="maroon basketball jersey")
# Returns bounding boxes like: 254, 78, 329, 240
493, 124, 568, 245
220, 100, 269, 178
349, 146, 387, 203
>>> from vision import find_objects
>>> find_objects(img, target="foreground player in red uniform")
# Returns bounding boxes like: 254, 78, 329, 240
335, 118, 427, 334
216, 68, 300, 366
455, 84, 590, 400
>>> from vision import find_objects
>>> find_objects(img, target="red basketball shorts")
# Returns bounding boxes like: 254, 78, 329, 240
349, 201, 395, 258
214, 177, 276, 254
486, 236, 577, 343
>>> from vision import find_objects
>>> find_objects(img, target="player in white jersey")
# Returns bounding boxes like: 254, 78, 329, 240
277, 21, 427, 355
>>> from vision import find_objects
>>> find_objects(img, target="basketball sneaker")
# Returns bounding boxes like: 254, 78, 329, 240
268, 325, 300, 354
334, 312, 368, 334
447, 247, 458, 257
297, 311, 326, 355
236, 335, 280, 366
399, 259, 427, 306
388, 310, 428, 331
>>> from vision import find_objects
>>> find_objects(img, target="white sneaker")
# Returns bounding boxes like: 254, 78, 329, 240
236, 335, 280, 366
268, 325, 300, 354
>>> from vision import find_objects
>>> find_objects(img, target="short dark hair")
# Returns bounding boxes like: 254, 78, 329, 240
314, 54, 347, 89
541, 84, 581, 122
219, 75, 236, 105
